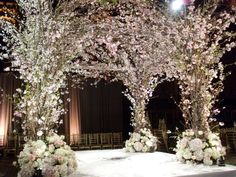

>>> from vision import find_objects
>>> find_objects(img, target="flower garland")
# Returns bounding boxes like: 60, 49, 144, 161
16, 133, 77, 177
174, 129, 226, 165
125, 128, 158, 153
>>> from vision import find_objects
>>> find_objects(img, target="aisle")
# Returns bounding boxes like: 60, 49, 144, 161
70, 149, 236, 177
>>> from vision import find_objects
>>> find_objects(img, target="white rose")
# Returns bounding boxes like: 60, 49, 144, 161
198, 131, 203, 135
145, 140, 153, 147
183, 148, 192, 160
134, 142, 143, 152
37, 130, 43, 137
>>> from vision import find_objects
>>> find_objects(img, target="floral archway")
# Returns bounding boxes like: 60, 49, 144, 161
0, 0, 235, 176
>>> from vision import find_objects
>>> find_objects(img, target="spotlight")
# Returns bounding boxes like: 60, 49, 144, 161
171, 0, 184, 11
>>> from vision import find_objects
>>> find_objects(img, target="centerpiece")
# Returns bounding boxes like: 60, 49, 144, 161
174, 129, 226, 165
125, 128, 158, 153
16, 133, 77, 177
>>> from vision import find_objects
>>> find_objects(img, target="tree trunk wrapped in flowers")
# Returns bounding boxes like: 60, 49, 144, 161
71, 0, 177, 152
160, 0, 235, 132
1, 0, 80, 140
0, 0, 80, 176
154, 0, 235, 164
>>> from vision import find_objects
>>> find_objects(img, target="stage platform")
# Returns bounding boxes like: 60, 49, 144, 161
70, 149, 236, 177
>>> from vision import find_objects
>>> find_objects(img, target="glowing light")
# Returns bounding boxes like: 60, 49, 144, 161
171, 0, 184, 11
0, 127, 4, 146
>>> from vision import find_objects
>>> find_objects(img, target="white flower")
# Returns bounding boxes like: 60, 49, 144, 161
142, 145, 149, 152
194, 150, 204, 161
145, 140, 153, 147
204, 148, 213, 158
203, 157, 213, 165
175, 130, 225, 165
37, 130, 43, 137
219, 122, 224, 126
48, 144, 55, 153
198, 131, 203, 135
211, 147, 221, 160
182, 148, 192, 160
134, 142, 143, 152
179, 137, 188, 149
189, 138, 204, 152
132, 132, 141, 142
125, 129, 157, 152
18, 134, 77, 177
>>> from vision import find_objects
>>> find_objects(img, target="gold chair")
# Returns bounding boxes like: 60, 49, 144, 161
0, 135, 3, 147
112, 132, 123, 149
225, 131, 236, 154
17, 135, 25, 154
89, 133, 101, 149
70, 134, 80, 150
0, 135, 4, 154
78, 134, 90, 150
100, 133, 112, 149
3, 134, 17, 156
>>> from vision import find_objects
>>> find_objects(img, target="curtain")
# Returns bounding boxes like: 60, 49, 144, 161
79, 80, 123, 133
63, 82, 81, 144
0, 73, 15, 146
69, 86, 81, 135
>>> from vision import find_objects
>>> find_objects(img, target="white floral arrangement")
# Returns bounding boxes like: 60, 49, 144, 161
125, 128, 158, 153
16, 133, 77, 177
174, 129, 226, 165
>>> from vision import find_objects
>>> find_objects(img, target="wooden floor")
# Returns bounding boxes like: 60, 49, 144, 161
0, 150, 236, 177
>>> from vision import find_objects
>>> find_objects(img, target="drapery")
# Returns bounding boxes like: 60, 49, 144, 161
69, 85, 81, 139
0, 73, 15, 146
79, 80, 124, 133
63, 82, 81, 143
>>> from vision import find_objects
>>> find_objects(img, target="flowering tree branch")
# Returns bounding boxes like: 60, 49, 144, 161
0, 0, 81, 140
156, 0, 236, 132
71, 0, 177, 132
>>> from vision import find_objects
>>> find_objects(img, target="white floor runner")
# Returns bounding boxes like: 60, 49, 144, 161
69, 149, 236, 177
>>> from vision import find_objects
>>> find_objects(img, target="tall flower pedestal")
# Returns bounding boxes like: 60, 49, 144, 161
174, 130, 226, 165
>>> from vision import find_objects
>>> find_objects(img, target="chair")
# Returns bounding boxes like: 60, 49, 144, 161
0, 135, 4, 154
70, 134, 80, 150
3, 134, 17, 156
153, 129, 168, 152
0, 135, 3, 147
89, 133, 101, 149
100, 133, 112, 149
225, 131, 236, 154
78, 134, 90, 150
112, 132, 123, 148
17, 135, 25, 154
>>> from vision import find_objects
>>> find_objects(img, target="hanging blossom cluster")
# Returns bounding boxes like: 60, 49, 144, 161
0, 0, 81, 140
72, 0, 178, 133
155, 0, 236, 131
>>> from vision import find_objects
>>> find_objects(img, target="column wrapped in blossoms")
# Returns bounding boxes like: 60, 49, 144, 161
1, 0, 81, 176
154, 0, 235, 164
